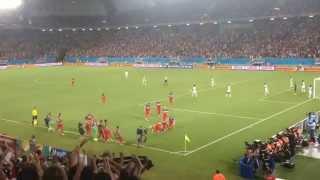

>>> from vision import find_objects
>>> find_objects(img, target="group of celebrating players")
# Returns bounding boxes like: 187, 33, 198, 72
32, 107, 125, 144
145, 100, 176, 134
79, 114, 125, 144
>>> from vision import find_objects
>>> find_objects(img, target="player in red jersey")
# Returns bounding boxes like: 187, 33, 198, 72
101, 93, 107, 104
144, 103, 151, 121
101, 126, 113, 142
85, 114, 94, 136
152, 121, 163, 134
162, 120, 168, 132
56, 113, 64, 135
156, 101, 161, 116
168, 117, 176, 129
161, 108, 169, 122
168, 92, 174, 104
71, 78, 75, 87
114, 126, 124, 144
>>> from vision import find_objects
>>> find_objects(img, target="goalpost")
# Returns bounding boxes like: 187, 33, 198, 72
313, 77, 320, 99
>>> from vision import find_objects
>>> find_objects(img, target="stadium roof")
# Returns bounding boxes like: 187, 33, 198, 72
0, 0, 319, 28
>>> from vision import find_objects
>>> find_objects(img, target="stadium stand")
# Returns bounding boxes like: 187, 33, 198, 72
0, 16, 319, 66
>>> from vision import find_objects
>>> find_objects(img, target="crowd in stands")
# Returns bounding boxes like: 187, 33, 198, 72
0, 16, 319, 61
0, 136, 153, 180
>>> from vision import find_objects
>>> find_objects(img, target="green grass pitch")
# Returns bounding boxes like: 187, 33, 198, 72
0, 67, 319, 180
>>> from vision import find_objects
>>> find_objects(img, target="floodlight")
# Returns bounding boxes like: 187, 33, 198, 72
186, 23, 190, 26
227, 20, 232, 24
283, 17, 287, 20
309, 15, 314, 18
213, 21, 218, 25
0, 0, 22, 10
249, 19, 254, 22
168, 24, 172, 27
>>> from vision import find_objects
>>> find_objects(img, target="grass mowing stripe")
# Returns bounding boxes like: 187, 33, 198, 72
184, 99, 313, 156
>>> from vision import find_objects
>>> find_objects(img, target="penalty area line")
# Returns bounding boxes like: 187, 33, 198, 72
131, 144, 184, 156
1, 118, 79, 135
184, 98, 313, 156
171, 108, 261, 120
259, 89, 291, 101
140, 78, 257, 106
259, 99, 298, 105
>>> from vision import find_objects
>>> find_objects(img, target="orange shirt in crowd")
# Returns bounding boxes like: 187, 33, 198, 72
213, 173, 226, 180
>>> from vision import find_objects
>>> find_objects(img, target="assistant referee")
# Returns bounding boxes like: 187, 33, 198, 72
32, 106, 38, 127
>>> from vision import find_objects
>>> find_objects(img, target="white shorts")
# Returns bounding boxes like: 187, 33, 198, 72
192, 91, 198, 97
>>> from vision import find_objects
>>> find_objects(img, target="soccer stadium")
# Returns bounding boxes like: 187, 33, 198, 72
0, 0, 320, 180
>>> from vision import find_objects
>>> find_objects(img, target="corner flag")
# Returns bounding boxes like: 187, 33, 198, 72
185, 134, 191, 143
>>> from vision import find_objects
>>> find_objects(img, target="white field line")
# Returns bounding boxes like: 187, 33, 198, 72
259, 89, 291, 101
0, 118, 183, 156
260, 99, 298, 105
1, 118, 79, 135
131, 144, 183, 156
184, 99, 313, 156
171, 108, 261, 120
140, 79, 256, 105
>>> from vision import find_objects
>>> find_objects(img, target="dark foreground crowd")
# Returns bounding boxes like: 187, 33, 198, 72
0, 138, 153, 180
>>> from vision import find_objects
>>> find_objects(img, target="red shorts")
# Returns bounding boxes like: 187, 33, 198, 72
57, 124, 64, 130
145, 111, 151, 117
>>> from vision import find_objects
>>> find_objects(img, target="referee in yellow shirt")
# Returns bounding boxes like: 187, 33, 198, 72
32, 106, 38, 127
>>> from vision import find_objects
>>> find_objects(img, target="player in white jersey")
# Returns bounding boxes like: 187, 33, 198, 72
308, 85, 313, 99
225, 84, 232, 97
191, 84, 198, 97
125, 71, 129, 79
264, 83, 270, 96
211, 78, 215, 88
142, 76, 147, 86
301, 80, 306, 93
289, 76, 294, 89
